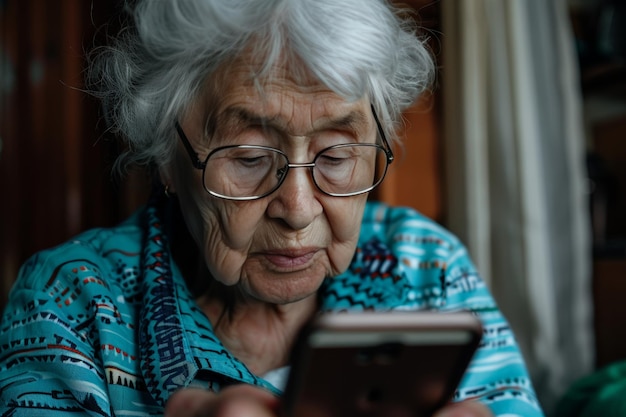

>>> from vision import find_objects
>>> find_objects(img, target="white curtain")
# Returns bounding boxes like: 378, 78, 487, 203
441, 0, 594, 413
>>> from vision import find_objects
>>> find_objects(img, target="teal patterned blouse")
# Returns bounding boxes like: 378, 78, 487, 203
0, 198, 544, 416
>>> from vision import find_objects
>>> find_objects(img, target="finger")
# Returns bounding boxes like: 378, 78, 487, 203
210, 394, 277, 417
219, 385, 280, 411
165, 388, 217, 417
433, 401, 494, 417
164, 385, 279, 417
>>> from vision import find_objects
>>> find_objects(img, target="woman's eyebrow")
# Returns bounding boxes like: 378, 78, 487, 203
318, 111, 369, 134
216, 106, 370, 136
210, 107, 278, 140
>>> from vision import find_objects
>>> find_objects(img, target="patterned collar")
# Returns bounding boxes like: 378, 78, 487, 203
137, 200, 279, 406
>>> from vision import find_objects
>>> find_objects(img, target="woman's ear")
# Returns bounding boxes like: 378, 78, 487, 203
158, 165, 177, 196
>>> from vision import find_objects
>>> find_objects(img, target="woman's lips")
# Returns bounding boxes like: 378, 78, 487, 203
262, 249, 319, 269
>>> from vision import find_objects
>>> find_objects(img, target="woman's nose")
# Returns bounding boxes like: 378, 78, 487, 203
266, 166, 323, 230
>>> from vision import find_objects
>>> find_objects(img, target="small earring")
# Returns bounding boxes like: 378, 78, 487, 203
164, 184, 171, 198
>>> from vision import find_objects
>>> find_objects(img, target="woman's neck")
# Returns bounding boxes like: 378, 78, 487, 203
197, 291, 318, 375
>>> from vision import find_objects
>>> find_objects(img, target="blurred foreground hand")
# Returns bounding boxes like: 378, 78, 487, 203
164, 386, 494, 417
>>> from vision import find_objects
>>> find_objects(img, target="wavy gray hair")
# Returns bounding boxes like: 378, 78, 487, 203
88, 0, 434, 172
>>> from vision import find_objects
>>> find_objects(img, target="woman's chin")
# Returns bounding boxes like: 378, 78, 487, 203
246, 270, 326, 306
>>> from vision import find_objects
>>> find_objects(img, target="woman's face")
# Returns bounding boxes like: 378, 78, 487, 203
167, 61, 378, 305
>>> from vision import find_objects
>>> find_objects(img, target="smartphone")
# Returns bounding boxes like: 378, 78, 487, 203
281, 311, 483, 417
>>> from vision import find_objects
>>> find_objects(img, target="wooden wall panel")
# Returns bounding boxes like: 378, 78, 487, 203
0, 0, 127, 309
592, 114, 626, 241
377, 0, 443, 220
593, 258, 626, 367
377, 93, 442, 221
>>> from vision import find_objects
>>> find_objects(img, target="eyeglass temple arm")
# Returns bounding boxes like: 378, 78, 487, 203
174, 121, 205, 170
370, 104, 394, 163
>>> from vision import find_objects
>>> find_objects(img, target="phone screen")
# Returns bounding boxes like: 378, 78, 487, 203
281, 311, 482, 417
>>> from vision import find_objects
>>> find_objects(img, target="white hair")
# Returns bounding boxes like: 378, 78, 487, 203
88, 0, 434, 172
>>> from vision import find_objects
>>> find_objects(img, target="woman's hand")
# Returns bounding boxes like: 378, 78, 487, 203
164, 385, 494, 417
434, 401, 494, 417
164, 385, 279, 417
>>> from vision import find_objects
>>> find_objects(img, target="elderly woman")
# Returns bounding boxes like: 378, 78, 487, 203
0, 0, 543, 416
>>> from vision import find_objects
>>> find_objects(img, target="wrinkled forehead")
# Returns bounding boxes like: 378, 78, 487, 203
191, 50, 365, 128
212, 46, 327, 100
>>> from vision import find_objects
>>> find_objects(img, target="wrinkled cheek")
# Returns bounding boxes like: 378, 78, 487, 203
177, 190, 214, 245
327, 199, 367, 275
329, 239, 360, 276
173, 192, 241, 287
199, 207, 259, 287
203, 246, 242, 287
172, 165, 213, 245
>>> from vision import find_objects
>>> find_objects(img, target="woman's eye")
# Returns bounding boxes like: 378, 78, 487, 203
318, 147, 356, 164
319, 154, 350, 166
234, 155, 267, 166
230, 155, 277, 176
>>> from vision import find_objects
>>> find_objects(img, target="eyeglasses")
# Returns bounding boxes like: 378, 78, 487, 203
174, 105, 394, 201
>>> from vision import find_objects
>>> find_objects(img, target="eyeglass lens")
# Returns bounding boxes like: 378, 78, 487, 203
203, 144, 388, 199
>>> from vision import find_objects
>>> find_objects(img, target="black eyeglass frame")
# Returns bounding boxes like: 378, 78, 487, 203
174, 104, 394, 200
